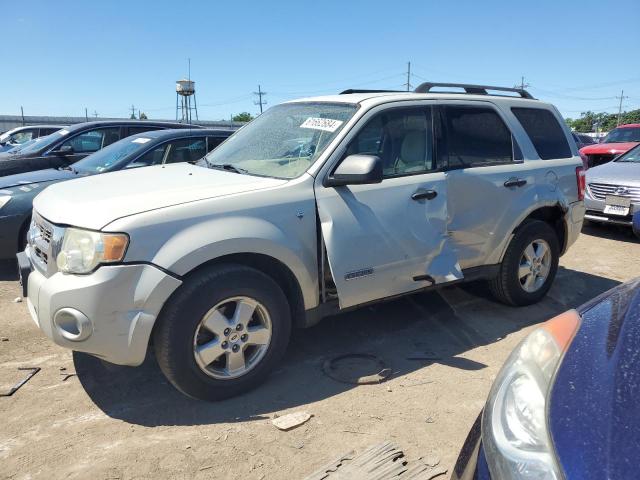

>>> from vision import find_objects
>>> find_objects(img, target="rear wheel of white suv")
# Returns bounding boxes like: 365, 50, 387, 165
153, 264, 291, 401
489, 220, 559, 306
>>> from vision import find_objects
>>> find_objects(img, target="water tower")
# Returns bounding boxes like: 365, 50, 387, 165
176, 79, 198, 123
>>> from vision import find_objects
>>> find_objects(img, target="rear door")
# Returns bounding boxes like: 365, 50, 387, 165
438, 103, 533, 268
315, 104, 462, 309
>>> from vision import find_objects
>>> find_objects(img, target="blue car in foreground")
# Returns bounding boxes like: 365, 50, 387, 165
452, 278, 640, 480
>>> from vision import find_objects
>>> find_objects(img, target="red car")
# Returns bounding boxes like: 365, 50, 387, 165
579, 123, 640, 168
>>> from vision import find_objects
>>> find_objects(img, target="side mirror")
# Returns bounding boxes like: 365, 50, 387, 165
54, 145, 74, 155
325, 155, 383, 187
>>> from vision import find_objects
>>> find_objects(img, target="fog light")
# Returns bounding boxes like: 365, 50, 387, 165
53, 308, 93, 341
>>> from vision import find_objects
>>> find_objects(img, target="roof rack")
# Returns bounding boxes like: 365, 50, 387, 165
414, 82, 535, 99
339, 89, 403, 95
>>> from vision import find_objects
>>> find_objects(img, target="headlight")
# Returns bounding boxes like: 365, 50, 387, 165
56, 228, 128, 274
482, 310, 581, 479
0, 195, 11, 210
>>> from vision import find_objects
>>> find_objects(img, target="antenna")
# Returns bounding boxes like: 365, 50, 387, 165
176, 58, 199, 123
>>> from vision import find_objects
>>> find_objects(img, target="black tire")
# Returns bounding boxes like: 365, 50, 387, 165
489, 220, 560, 306
153, 263, 291, 401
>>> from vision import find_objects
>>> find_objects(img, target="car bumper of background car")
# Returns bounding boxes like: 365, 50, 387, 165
584, 196, 637, 226
0, 213, 26, 260
451, 413, 493, 480
20, 249, 182, 366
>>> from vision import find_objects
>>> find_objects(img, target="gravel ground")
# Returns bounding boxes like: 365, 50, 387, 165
0, 223, 638, 480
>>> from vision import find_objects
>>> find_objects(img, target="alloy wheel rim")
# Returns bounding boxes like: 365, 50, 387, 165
193, 296, 272, 380
518, 239, 552, 293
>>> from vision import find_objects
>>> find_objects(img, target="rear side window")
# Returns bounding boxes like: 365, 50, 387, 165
511, 108, 572, 159
441, 106, 513, 168
207, 136, 226, 152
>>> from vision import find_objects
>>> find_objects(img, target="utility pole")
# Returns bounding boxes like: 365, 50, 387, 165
404, 61, 412, 91
93, 110, 98, 118
85, 107, 88, 122
20, 106, 25, 126
130, 104, 137, 119
253, 85, 267, 114
616, 90, 629, 126
515, 76, 530, 91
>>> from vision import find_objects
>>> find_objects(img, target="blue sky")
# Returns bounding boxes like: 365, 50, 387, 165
3, 0, 639, 120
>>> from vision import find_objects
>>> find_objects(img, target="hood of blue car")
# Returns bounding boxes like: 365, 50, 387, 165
0, 168, 76, 190
549, 279, 640, 479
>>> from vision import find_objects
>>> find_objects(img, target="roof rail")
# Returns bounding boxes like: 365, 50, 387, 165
414, 82, 535, 99
339, 89, 403, 95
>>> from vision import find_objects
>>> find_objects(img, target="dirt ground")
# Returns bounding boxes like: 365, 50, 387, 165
1, 222, 639, 480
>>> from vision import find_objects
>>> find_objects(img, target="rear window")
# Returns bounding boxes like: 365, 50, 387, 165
511, 108, 572, 159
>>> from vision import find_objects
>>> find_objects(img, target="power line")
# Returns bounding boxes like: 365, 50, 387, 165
253, 85, 267, 114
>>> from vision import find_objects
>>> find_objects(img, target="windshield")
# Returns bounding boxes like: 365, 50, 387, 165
603, 126, 640, 143
73, 136, 152, 173
200, 102, 357, 178
15, 129, 68, 155
615, 144, 640, 163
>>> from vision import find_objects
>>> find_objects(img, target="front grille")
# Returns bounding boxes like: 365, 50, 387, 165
586, 154, 615, 168
28, 212, 63, 276
588, 183, 640, 203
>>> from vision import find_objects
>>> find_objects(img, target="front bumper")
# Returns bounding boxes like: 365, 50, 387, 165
19, 248, 182, 366
451, 413, 492, 480
584, 196, 637, 226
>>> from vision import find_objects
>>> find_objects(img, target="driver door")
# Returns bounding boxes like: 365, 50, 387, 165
315, 105, 462, 309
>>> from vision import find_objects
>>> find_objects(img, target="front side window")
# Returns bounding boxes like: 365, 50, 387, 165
60, 127, 121, 153
442, 106, 514, 168
346, 107, 434, 177
511, 107, 572, 159
164, 138, 207, 164
201, 102, 357, 178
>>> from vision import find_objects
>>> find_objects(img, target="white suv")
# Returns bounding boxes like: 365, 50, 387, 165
18, 83, 586, 400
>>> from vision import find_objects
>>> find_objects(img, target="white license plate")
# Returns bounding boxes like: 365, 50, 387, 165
604, 195, 631, 216
604, 205, 630, 216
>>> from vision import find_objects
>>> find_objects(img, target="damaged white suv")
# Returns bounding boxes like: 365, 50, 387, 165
18, 83, 586, 400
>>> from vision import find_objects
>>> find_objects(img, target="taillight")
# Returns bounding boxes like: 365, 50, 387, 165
579, 151, 589, 170
576, 166, 586, 201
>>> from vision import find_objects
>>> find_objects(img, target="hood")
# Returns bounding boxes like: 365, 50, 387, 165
0, 168, 75, 190
33, 163, 288, 230
580, 141, 639, 156
585, 160, 640, 186
549, 279, 640, 480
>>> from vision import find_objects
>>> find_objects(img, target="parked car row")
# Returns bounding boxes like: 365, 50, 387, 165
14, 83, 586, 402
0, 127, 233, 260
579, 123, 640, 168
0, 120, 201, 177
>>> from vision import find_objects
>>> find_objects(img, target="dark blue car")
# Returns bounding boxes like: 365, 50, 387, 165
0, 128, 233, 260
452, 278, 640, 480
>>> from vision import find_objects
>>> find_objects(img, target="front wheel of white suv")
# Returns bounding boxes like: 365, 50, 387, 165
489, 220, 560, 306
153, 264, 292, 401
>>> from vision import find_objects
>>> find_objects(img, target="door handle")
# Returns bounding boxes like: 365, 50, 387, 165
411, 189, 438, 201
504, 178, 527, 188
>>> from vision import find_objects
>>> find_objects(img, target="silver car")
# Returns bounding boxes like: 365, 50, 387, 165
17, 83, 585, 400
584, 144, 640, 228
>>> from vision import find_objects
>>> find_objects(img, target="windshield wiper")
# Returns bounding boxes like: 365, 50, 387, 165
208, 163, 248, 174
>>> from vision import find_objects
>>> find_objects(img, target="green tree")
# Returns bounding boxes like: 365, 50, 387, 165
139, 112, 148, 120
232, 112, 253, 122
